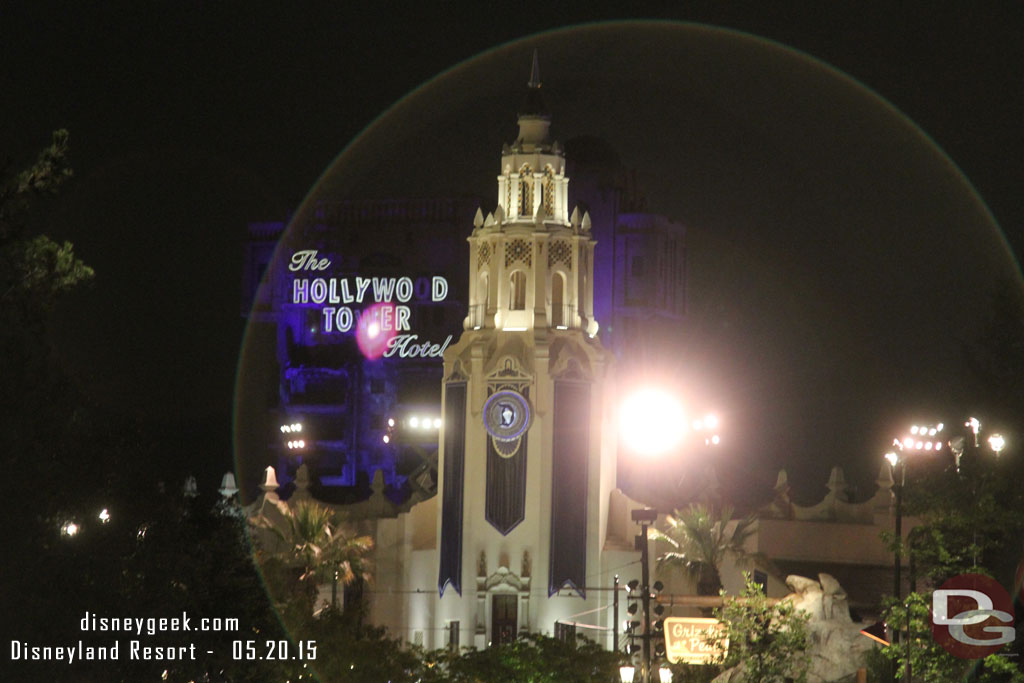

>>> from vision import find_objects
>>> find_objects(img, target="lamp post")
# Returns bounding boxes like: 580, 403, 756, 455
885, 422, 944, 683
620, 386, 695, 683
885, 419, 1009, 682
633, 507, 658, 683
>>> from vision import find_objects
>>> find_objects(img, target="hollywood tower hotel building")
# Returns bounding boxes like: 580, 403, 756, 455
368, 56, 642, 649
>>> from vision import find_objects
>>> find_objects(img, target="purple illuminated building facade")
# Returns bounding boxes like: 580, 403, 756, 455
241, 151, 686, 501
242, 199, 477, 496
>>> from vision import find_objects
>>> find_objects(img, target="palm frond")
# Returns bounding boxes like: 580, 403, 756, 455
653, 502, 763, 594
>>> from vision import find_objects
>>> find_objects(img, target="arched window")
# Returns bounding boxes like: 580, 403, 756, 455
551, 271, 566, 327
518, 165, 533, 218
509, 270, 526, 310
542, 166, 555, 217
479, 270, 489, 308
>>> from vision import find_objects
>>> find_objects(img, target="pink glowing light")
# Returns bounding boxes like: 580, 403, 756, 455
356, 302, 399, 360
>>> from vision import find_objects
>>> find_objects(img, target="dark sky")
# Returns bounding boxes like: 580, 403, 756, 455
3, 3, 1021, 500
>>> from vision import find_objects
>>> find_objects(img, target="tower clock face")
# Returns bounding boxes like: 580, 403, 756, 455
484, 389, 532, 442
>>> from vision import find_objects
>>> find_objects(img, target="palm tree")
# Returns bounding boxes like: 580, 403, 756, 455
649, 502, 760, 597
256, 501, 374, 610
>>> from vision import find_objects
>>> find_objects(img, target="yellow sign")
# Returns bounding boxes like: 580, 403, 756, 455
664, 617, 727, 664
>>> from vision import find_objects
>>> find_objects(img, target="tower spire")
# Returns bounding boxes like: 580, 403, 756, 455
516, 50, 550, 145
528, 49, 541, 89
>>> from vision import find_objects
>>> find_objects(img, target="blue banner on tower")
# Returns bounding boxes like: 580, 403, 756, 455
485, 432, 528, 535
549, 381, 590, 598
438, 382, 467, 597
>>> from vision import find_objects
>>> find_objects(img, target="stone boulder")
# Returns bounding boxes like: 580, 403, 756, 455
786, 574, 874, 682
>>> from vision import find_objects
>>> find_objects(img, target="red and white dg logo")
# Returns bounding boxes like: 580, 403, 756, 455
931, 573, 1015, 659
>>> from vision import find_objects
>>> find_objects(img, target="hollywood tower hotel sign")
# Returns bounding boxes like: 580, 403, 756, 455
367, 54, 637, 650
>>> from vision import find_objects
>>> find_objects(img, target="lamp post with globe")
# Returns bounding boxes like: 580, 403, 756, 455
618, 387, 693, 683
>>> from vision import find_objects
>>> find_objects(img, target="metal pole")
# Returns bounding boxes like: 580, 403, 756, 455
641, 522, 651, 683
893, 462, 903, 600
614, 574, 620, 653
905, 599, 912, 683
891, 462, 904, 683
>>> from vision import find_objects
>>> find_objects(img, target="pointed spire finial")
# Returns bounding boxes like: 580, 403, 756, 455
528, 49, 541, 89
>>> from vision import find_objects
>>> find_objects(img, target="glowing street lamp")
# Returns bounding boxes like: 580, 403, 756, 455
967, 416, 981, 446
619, 387, 723, 682
619, 388, 687, 456
61, 521, 79, 537
950, 418, 1009, 470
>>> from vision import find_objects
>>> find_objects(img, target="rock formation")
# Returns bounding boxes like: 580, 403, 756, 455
712, 573, 876, 683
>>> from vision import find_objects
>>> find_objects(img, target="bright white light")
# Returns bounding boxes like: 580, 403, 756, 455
433, 418, 442, 429
928, 428, 937, 436
915, 441, 923, 450
619, 665, 636, 683
293, 423, 302, 432
98, 508, 110, 523
704, 414, 719, 430
711, 434, 721, 445
924, 442, 933, 451
297, 440, 305, 448
387, 418, 395, 428
937, 423, 944, 431
409, 417, 420, 428
382, 434, 390, 444
61, 521, 79, 537
659, 668, 673, 683
367, 322, 380, 339
935, 441, 942, 450
692, 419, 703, 430
967, 417, 981, 434
989, 433, 1006, 454
903, 437, 914, 449
620, 388, 687, 456
556, 325, 568, 330
910, 425, 920, 435
885, 452, 899, 467
280, 425, 288, 433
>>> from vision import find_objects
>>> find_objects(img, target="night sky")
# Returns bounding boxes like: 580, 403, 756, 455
4, 4, 1022, 502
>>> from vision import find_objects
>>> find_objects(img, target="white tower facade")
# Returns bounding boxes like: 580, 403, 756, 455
432, 54, 630, 649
